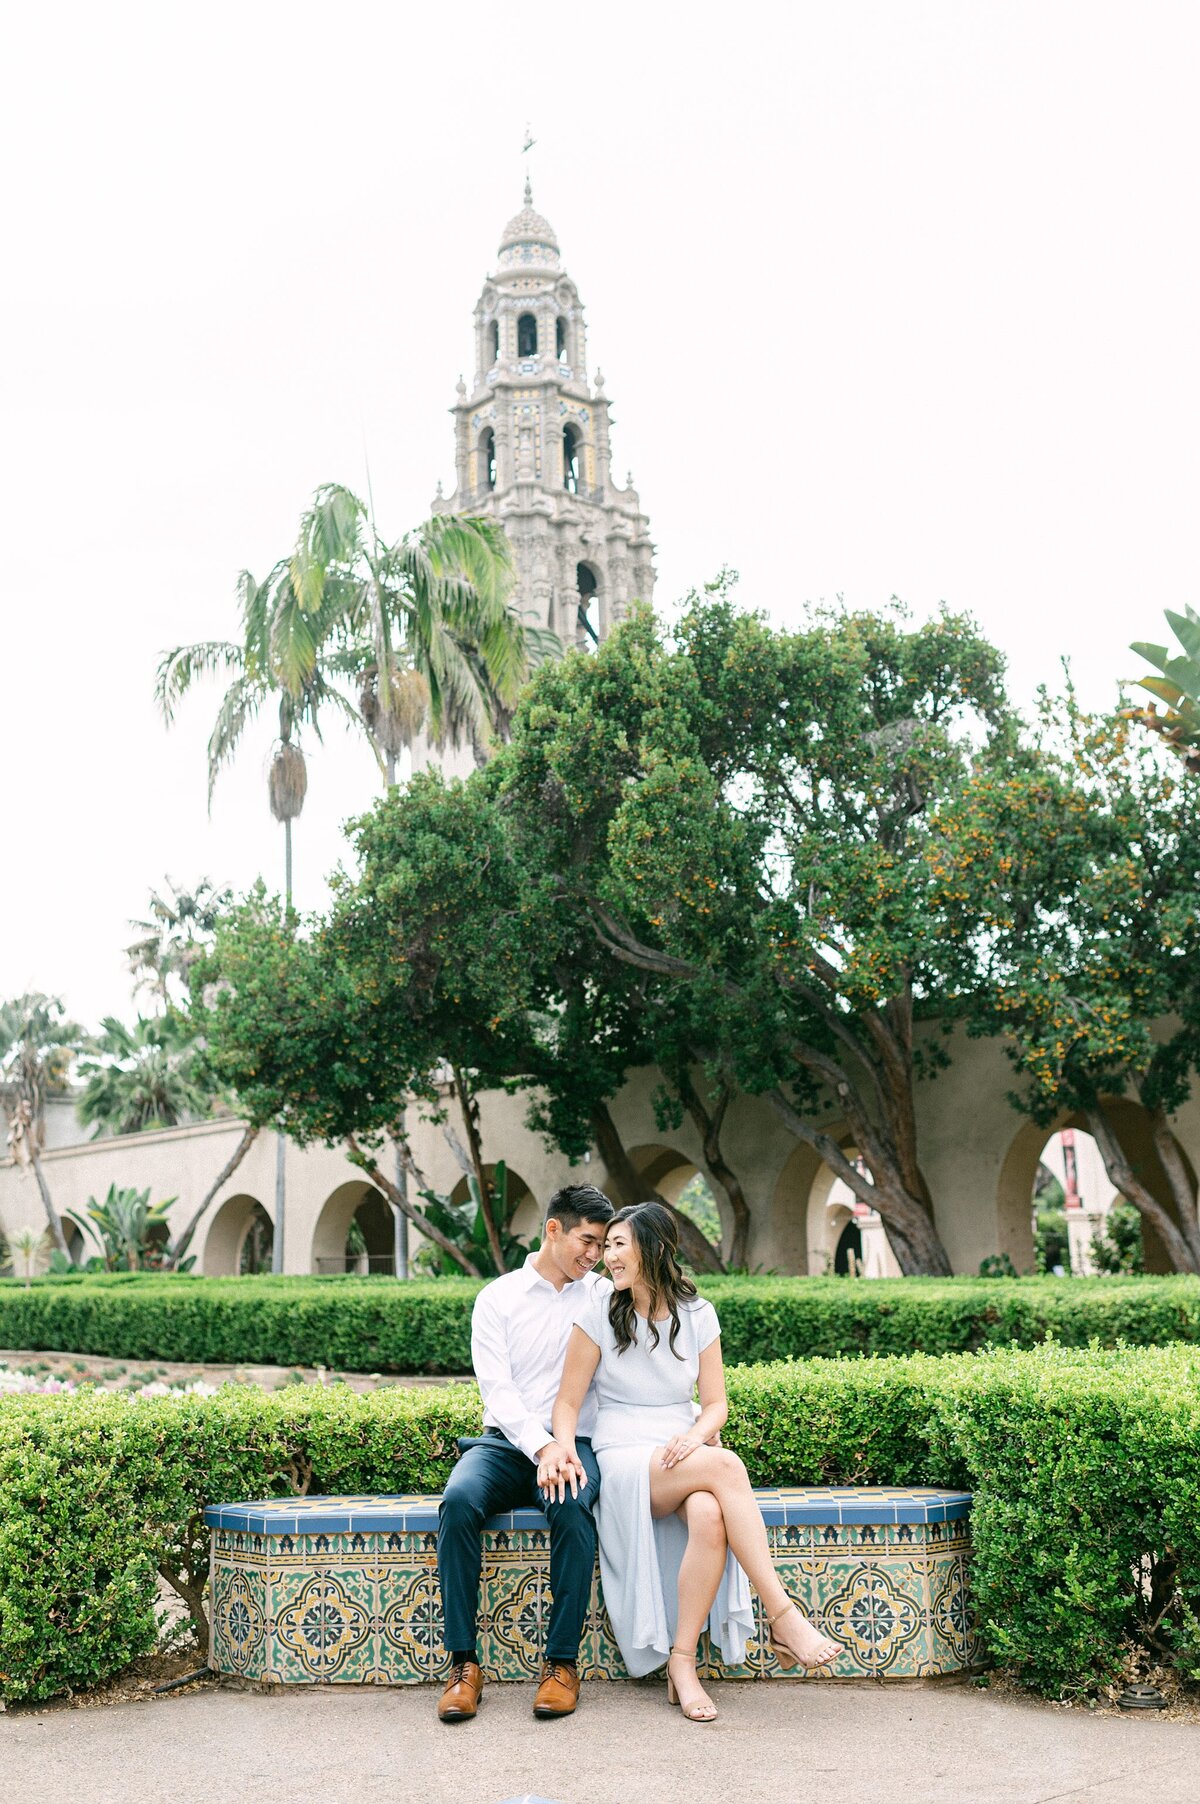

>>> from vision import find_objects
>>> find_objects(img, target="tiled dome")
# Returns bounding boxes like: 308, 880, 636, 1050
497, 179, 560, 268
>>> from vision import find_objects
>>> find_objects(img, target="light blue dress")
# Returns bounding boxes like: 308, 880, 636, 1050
577, 1289, 755, 1677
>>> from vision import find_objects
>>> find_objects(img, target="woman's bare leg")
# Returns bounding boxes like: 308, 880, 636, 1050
667, 1491, 725, 1719
674, 1491, 727, 1651
650, 1446, 839, 1666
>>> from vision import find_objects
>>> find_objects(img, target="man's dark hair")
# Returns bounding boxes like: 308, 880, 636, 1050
544, 1183, 615, 1233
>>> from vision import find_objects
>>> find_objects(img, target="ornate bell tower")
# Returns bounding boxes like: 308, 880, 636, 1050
433, 180, 655, 647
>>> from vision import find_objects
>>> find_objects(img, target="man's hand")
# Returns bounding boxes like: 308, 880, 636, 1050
536, 1439, 587, 1503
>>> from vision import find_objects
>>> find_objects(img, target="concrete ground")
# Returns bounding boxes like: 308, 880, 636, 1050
4, 1679, 1198, 1804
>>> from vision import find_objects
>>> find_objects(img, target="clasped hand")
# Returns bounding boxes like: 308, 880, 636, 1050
536, 1441, 588, 1503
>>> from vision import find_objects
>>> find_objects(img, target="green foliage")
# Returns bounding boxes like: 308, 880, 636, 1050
64, 1185, 186, 1274
0, 1381, 482, 1702
1035, 1208, 1071, 1274
1128, 605, 1200, 773
6, 1343, 1200, 1702
929, 1343, 1200, 1696
1091, 1201, 1145, 1276
76, 1014, 216, 1136
11, 1273, 1200, 1372
977, 1253, 1018, 1279
675, 1172, 722, 1245
944, 698, 1200, 1271
411, 1164, 538, 1277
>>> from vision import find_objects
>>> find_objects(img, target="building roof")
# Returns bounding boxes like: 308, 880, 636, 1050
497, 177, 560, 269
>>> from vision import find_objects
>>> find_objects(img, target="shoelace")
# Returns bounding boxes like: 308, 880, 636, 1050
541, 1661, 574, 1684
448, 1660, 475, 1685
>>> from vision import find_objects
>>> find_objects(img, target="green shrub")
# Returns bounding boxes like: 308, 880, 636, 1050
3, 1344, 1200, 1704
8, 1272, 1200, 1372
1091, 1201, 1146, 1276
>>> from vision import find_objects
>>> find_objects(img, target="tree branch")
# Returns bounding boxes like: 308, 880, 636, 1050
166, 1123, 259, 1268
344, 1134, 484, 1277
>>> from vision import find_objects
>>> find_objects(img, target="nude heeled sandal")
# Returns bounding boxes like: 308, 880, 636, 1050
665, 1648, 718, 1722
765, 1599, 839, 1671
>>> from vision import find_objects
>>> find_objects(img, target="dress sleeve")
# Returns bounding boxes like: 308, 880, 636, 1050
694, 1299, 722, 1352
575, 1283, 609, 1347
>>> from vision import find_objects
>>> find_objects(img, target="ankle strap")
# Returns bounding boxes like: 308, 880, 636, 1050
766, 1600, 796, 1627
668, 1646, 698, 1661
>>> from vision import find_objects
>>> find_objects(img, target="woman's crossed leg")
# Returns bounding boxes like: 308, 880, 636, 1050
650, 1444, 840, 1670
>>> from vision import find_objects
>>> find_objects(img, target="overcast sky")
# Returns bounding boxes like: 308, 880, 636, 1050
3, 1, 1198, 1027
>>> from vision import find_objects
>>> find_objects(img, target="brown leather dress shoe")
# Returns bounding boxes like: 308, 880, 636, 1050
438, 1658, 484, 1722
533, 1658, 580, 1717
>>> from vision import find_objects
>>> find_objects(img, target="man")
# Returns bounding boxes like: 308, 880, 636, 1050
436, 1183, 614, 1723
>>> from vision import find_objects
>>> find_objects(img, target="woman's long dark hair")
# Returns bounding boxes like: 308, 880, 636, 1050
606, 1202, 698, 1357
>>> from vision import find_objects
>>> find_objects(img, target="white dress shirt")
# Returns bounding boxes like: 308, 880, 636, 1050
472, 1254, 609, 1461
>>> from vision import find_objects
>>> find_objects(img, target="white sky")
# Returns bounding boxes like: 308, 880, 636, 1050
3, 1, 1198, 1027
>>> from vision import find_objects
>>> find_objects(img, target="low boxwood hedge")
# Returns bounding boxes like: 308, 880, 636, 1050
6, 1272, 1200, 1371
3, 1344, 1200, 1704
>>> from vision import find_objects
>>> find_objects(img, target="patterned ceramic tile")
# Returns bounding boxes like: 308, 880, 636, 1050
208, 1492, 981, 1686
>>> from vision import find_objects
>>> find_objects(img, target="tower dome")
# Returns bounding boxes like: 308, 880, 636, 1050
497, 177, 560, 270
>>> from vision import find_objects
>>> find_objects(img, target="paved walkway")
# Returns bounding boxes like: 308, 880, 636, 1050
4, 1680, 1198, 1804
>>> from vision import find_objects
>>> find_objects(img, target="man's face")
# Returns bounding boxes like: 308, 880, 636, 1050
544, 1216, 607, 1284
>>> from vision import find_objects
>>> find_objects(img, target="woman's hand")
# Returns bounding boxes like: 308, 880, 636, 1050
536, 1440, 587, 1503
660, 1432, 701, 1470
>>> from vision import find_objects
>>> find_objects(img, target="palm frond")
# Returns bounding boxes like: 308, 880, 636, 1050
154, 641, 245, 725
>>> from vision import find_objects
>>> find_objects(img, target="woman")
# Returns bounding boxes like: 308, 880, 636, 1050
543, 1201, 840, 1722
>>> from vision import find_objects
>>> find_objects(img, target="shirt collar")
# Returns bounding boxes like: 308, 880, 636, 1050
521, 1251, 596, 1294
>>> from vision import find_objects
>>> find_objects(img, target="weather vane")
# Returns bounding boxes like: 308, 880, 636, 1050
522, 123, 536, 155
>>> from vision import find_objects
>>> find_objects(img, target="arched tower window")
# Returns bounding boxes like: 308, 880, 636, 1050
563, 424, 580, 494
489, 319, 499, 363
478, 428, 496, 492
517, 313, 538, 357
576, 562, 599, 647
556, 316, 567, 360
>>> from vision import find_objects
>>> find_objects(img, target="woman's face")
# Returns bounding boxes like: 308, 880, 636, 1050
604, 1222, 641, 1291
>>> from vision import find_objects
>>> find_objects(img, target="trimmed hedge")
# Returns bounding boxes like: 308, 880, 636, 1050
4, 1345, 1200, 1703
7, 1272, 1200, 1371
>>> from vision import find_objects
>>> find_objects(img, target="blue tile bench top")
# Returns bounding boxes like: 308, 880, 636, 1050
205, 1484, 971, 1538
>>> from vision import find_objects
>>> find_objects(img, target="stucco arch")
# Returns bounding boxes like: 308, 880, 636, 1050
623, 1143, 728, 1258
202, 1192, 270, 1276
311, 1180, 394, 1274
996, 1099, 1197, 1274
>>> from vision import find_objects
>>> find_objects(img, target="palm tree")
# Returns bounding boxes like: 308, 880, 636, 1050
156, 561, 364, 1275
76, 1014, 214, 1137
125, 877, 233, 1007
291, 484, 559, 772
0, 994, 90, 1258
155, 565, 363, 892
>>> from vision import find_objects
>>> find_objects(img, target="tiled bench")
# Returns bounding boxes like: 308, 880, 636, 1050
206, 1486, 979, 1687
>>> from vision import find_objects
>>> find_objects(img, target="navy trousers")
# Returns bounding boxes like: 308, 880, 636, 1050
437, 1430, 601, 1662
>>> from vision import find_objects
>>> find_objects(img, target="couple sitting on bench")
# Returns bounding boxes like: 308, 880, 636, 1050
437, 1185, 839, 1726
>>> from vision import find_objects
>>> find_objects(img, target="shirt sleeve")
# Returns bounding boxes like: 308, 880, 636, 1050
695, 1299, 722, 1352
470, 1283, 556, 1463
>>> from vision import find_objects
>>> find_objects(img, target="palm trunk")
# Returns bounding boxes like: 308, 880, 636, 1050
166, 1123, 259, 1268
30, 1145, 69, 1259
274, 821, 293, 1274
272, 1132, 286, 1274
